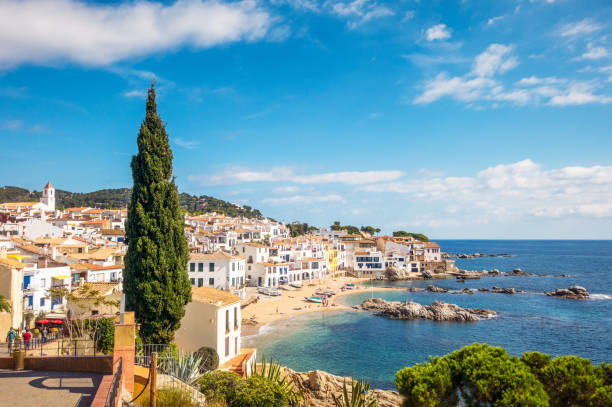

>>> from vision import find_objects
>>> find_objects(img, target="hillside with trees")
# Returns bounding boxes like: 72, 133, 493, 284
0, 185, 263, 219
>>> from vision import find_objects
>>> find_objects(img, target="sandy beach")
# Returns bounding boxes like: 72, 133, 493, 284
240, 276, 405, 336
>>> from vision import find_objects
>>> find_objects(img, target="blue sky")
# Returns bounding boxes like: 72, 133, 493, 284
1, 0, 611, 238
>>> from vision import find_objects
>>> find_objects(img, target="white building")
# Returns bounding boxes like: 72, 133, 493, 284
188, 252, 246, 295
41, 181, 55, 212
353, 250, 384, 277
175, 287, 253, 369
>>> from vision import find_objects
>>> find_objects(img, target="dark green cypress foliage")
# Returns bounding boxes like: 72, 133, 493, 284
124, 82, 191, 344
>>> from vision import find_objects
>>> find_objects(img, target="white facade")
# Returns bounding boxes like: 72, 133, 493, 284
23, 265, 71, 313
41, 182, 55, 212
188, 252, 246, 292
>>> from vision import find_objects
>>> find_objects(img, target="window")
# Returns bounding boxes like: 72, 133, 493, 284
209, 263, 215, 272
198, 263, 204, 272
232, 262, 235, 271
234, 306, 238, 329
190, 263, 195, 272
41, 278, 46, 288
40, 298, 45, 307
209, 278, 214, 286
197, 278, 203, 287
226, 309, 230, 332
225, 336, 229, 357
235, 337, 238, 355
190, 278, 195, 285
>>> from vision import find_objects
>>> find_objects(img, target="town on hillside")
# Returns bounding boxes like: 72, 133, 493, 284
0, 181, 455, 337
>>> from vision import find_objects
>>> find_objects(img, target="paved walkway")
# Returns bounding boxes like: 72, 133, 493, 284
0, 369, 103, 407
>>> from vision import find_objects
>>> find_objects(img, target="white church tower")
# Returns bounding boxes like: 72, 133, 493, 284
41, 181, 55, 211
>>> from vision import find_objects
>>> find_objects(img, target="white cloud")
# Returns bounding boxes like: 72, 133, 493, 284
560, 19, 602, 37
414, 44, 612, 106
549, 83, 612, 106
401, 10, 415, 23
0, 0, 273, 68
487, 16, 505, 26
123, 89, 146, 98
471, 44, 517, 77
360, 159, 612, 219
274, 186, 300, 194
189, 167, 405, 185
581, 44, 609, 60
262, 194, 344, 205
425, 24, 451, 41
174, 138, 200, 149
331, 0, 393, 29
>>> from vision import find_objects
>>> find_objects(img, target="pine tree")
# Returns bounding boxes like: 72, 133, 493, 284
124, 82, 191, 344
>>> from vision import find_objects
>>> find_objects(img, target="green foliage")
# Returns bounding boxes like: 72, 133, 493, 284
288, 222, 310, 237
396, 343, 548, 407
233, 376, 291, 407
195, 346, 219, 372
521, 352, 612, 407
138, 386, 200, 407
332, 378, 378, 407
199, 371, 242, 403
331, 223, 362, 235
392, 231, 429, 241
123, 83, 191, 344
171, 350, 205, 384
250, 357, 302, 406
0, 295, 10, 313
180, 193, 263, 219
84, 317, 114, 353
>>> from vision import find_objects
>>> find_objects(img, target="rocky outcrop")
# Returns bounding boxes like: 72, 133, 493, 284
546, 286, 589, 299
287, 368, 402, 407
361, 298, 496, 322
426, 285, 448, 293
512, 268, 529, 276
421, 270, 433, 279
385, 266, 410, 281
459, 288, 475, 294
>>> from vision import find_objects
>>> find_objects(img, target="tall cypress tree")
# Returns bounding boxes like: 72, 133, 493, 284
124, 82, 191, 344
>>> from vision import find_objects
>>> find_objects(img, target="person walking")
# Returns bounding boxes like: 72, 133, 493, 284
41, 326, 47, 343
6, 327, 16, 353
23, 330, 32, 350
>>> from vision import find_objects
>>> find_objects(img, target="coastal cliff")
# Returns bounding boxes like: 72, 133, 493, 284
287, 368, 403, 407
360, 298, 496, 321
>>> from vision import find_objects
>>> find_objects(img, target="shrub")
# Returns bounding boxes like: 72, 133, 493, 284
233, 375, 290, 407
396, 343, 548, 407
195, 346, 219, 372
199, 371, 242, 402
137, 386, 199, 407
93, 317, 114, 354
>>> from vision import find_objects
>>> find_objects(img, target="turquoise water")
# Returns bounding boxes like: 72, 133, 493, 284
244, 240, 612, 389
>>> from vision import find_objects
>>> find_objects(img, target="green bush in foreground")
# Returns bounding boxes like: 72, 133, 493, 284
195, 346, 220, 372
137, 386, 198, 407
396, 343, 611, 407
199, 371, 242, 403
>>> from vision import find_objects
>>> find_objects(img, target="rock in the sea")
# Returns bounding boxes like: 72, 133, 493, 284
360, 298, 495, 322
287, 368, 402, 407
460, 288, 475, 294
421, 270, 433, 279
490, 286, 519, 294
385, 266, 409, 281
546, 285, 589, 299
426, 285, 449, 293
512, 268, 529, 276
407, 287, 423, 292
478, 288, 490, 292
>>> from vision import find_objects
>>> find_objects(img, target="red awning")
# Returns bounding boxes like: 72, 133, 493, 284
36, 319, 63, 324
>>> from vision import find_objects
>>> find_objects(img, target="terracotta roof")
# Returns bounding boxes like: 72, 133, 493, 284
71, 282, 121, 299
424, 242, 440, 248
0, 256, 26, 269
190, 252, 244, 261
191, 286, 240, 306
99, 229, 124, 236
44, 181, 53, 189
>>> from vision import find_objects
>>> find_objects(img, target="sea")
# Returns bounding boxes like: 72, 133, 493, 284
243, 240, 612, 389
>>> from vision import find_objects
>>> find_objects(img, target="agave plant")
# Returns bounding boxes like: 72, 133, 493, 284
250, 356, 303, 406
166, 350, 205, 385
332, 379, 378, 407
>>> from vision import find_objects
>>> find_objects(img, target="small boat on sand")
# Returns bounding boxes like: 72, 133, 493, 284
304, 296, 323, 303
289, 282, 303, 288
258, 287, 281, 296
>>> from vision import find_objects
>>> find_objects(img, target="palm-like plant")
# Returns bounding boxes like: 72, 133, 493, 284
167, 350, 205, 385
0, 295, 10, 313
332, 379, 378, 407
250, 357, 303, 406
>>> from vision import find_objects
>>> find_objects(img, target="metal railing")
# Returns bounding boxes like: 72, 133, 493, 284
104, 357, 122, 407
1, 336, 99, 357
135, 344, 206, 406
